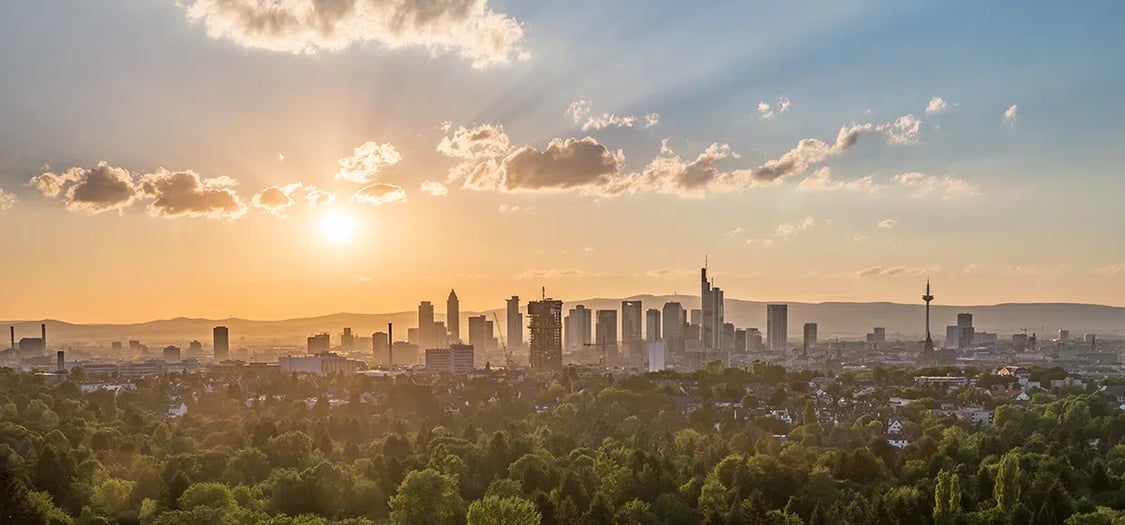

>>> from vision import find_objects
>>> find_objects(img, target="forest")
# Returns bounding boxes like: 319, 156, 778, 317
3, 364, 1125, 524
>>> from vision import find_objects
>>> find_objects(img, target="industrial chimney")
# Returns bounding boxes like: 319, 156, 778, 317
387, 323, 393, 367
41, 323, 46, 351
9, 326, 13, 351
56, 351, 65, 374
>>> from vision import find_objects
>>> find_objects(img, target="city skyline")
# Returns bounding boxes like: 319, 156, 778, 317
1, 2, 1124, 323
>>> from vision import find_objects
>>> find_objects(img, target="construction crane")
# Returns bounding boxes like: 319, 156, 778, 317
491, 312, 514, 369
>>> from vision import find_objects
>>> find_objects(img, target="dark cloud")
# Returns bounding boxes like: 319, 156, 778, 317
140, 170, 248, 220
498, 137, 624, 192
30, 162, 139, 214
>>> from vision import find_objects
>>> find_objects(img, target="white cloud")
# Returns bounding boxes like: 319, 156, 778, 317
420, 180, 448, 196
926, 97, 949, 115
879, 114, 921, 144
566, 100, 658, 131
497, 204, 525, 213
877, 219, 897, 229
757, 97, 791, 119
725, 226, 743, 237
1093, 263, 1125, 275
352, 183, 407, 206
1003, 104, 1019, 125
849, 266, 935, 278
0, 189, 16, 210
252, 182, 334, 216
336, 141, 401, 183
775, 216, 817, 237
183, 0, 530, 69
892, 172, 979, 199
797, 167, 878, 193
746, 238, 774, 247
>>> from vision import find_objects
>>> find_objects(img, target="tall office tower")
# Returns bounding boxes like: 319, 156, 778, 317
645, 308, 661, 342
188, 340, 203, 355
213, 326, 229, 361
565, 305, 592, 351
734, 329, 747, 354
945, 326, 959, 349
922, 280, 935, 356
595, 309, 618, 360
447, 290, 460, 342
418, 301, 436, 348
468, 315, 492, 352
766, 304, 788, 352
700, 268, 724, 354
372, 331, 388, 355
957, 313, 974, 349
621, 300, 643, 363
747, 328, 764, 351
528, 298, 563, 371
873, 327, 886, 343
721, 322, 736, 355
507, 296, 523, 348
803, 323, 818, 357
341, 327, 355, 351
661, 302, 685, 355
307, 333, 330, 353
690, 309, 702, 327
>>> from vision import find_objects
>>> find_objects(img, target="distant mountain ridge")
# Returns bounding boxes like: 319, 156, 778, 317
4, 296, 1124, 346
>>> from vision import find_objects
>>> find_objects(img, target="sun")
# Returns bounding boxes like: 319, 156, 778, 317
319, 211, 358, 243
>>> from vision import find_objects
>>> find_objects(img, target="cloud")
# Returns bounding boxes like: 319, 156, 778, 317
746, 238, 774, 247
30, 162, 139, 214
877, 219, 897, 229
252, 182, 333, 216
775, 216, 817, 237
642, 268, 695, 278
139, 169, 248, 220
617, 142, 738, 196
336, 141, 401, 183
757, 97, 791, 119
879, 114, 921, 144
566, 100, 658, 131
516, 268, 603, 279
0, 189, 16, 210
454, 136, 624, 193
962, 263, 980, 275
926, 97, 949, 115
852, 233, 867, 241
252, 185, 295, 216
352, 182, 407, 206
1003, 104, 1019, 125
497, 204, 525, 213
797, 167, 878, 193
420, 180, 448, 196
1093, 264, 1125, 275
725, 226, 743, 237
183, 0, 529, 69
892, 172, 979, 199
850, 266, 934, 278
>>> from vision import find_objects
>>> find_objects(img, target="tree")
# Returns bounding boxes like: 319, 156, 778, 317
934, 470, 961, 525
467, 495, 542, 525
178, 482, 236, 511
995, 452, 1021, 513
389, 468, 464, 525
0, 462, 47, 523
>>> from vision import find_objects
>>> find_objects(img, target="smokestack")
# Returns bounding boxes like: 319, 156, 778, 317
387, 323, 393, 367
9, 326, 13, 350
56, 351, 65, 374
41, 323, 46, 351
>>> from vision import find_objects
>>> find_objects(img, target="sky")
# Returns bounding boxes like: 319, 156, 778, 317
0, 0, 1123, 322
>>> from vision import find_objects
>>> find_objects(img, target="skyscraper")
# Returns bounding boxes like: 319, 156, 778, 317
565, 305, 592, 351
506, 296, 523, 348
700, 267, 724, 354
468, 315, 493, 352
766, 304, 788, 352
447, 290, 460, 342
661, 302, 685, 356
595, 309, 618, 361
341, 327, 355, 351
418, 301, 436, 349
213, 326, 229, 361
528, 298, 563, 371
957, 313, 974, 349
873, 327, 886, 343
621, 300, 643, 364
645, 308, 661, 342
307, 333, 330, 353
803, 323, 817, 357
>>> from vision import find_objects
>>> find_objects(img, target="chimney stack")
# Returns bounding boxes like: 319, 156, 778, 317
387, 323, 393, 367
9, 326, 13, 350
41, 323, 46, 351
56, 351, 65, 374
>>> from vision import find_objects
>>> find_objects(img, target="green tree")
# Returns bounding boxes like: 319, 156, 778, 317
389, 468, 464, 525
467, 495, 542, 525
178, 482, 236, 511
995, 452, 1021, 513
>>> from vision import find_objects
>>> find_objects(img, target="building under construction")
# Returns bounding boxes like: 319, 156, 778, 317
528, 298, 563, 372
